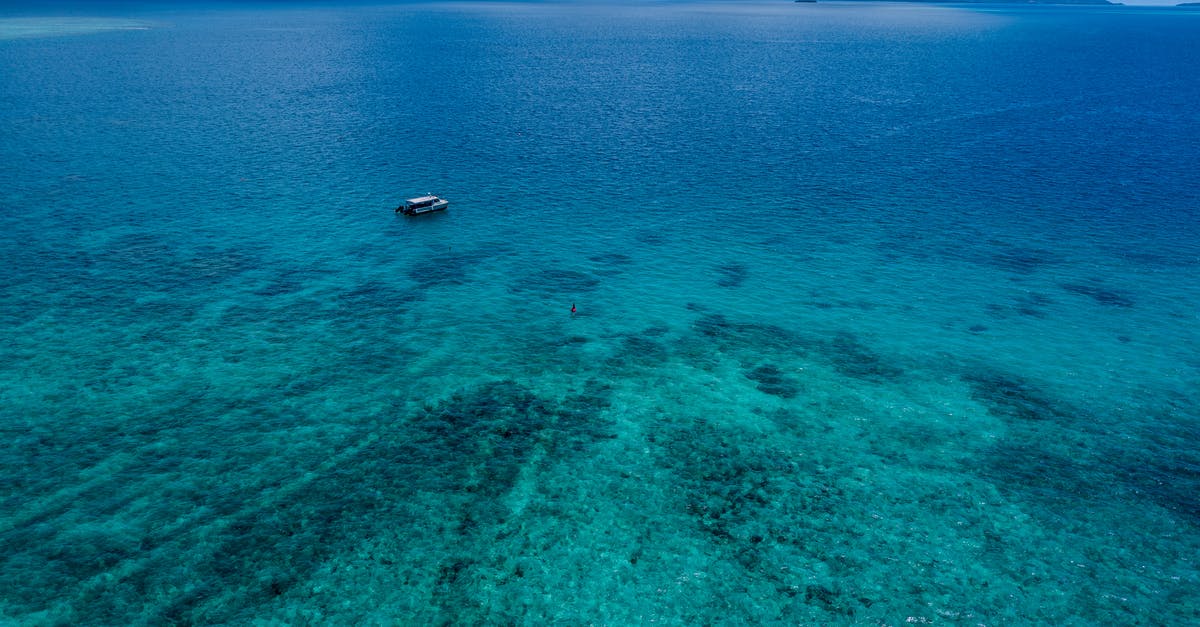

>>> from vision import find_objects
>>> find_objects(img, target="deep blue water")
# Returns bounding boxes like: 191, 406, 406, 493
2, 1, 1199, 623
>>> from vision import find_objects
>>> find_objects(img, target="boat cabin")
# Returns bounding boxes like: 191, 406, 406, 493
397, 195, 449, 215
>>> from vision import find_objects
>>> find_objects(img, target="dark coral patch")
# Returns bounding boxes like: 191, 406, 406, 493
652, 419, 866, 619
408, 252, 475, 288
335, 280, 423, 313
746, 364, 801, 399
979, 441, 1094, 502
824, 332, 903, 382
692, 313, 798, 353
407, 243, 512, 290
1060, 282, 1134, 308
587, 253, 633, 279
662, 422, 793, 547
992, 247, 1058, 275
588, 252, 632, 266
87, 235, 261, 297
805, 584, 851, 615
0, 380, 616, 624
642, 324, 670, 337
987, 292, 1052, 320
551, 334, 590, 348
635, 231, 666, 246
252, 271, 310, 297
963, 370, 1068, 423
978, 402, 1200, 530
606, 335, 670, 370
715, 263, 749, 288
511, 269, 600, 295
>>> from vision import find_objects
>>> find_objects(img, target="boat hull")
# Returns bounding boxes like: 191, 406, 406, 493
396, 199, 449, 215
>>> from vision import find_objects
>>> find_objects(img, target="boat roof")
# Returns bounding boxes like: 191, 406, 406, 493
406, 195, 441, 203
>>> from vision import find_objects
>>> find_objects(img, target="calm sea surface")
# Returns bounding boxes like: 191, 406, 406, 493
1, 1, 1198, 623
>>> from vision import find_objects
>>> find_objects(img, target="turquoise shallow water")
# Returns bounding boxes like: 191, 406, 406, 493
1, 1, 1199, 623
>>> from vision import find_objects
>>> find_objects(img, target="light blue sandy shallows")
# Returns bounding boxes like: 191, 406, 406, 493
1, 1, 1198, 623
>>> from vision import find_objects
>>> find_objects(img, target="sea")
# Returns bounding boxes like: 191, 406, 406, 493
1, 1, 1198, 623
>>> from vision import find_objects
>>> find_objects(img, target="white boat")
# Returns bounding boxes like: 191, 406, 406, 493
396, 194, 448, 215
